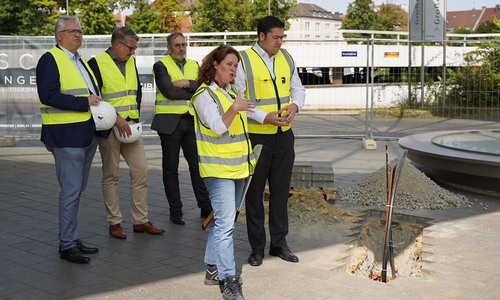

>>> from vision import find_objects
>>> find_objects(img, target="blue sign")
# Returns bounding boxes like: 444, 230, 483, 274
342, 51, 358, 57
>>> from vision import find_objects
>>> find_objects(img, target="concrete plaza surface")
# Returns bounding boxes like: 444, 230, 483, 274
1, 116, 499, 300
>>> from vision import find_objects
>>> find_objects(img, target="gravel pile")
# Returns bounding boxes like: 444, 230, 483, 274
336, 160, 471, 210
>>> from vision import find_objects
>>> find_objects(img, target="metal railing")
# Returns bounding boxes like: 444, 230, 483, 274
1, 30, 499, 139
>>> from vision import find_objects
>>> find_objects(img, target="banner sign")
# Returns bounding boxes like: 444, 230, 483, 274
384, 52, 400, 58
341, 51, 358, 57
409, 0, 446, 41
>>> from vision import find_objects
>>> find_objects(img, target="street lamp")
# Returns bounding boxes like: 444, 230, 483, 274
66, 0, 69, 15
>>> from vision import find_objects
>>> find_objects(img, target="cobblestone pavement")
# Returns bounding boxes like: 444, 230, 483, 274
1, 117, 499, 299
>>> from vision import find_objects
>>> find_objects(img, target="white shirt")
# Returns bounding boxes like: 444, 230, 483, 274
234, 42, 306, 124
193, 82, 234, 135
59, 45, 98, 96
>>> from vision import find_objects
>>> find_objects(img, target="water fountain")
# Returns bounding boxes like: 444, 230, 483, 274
398, 130, 500, 194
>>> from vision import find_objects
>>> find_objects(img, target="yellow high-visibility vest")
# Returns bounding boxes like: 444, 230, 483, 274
239, 48, 295, 134
154, 55, 197, 115
39, 47, 94, 125
191, 84, 255, 179
93, 52, 139, 119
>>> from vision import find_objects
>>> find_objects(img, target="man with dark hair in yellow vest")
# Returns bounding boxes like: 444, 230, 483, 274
37, 15, 100, 264
88, 27, 164, 239
235, 16, 306, 267
151, 31, 212, 225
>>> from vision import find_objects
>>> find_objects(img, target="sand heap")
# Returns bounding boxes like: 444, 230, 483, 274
238, 188, 356, 226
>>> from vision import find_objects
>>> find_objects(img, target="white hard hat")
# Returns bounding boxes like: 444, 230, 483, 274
90, 101, 117, 131
113, 121, 143, 143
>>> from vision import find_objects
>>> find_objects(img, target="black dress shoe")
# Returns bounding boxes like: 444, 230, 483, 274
76, 239, 99, 254
269, 245, 299, 263
58, 240, 99, 254
170, 211, 185, 225
60, 246, 90, 264
248, 249, 264, 266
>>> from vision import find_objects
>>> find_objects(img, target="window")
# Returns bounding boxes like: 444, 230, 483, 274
326, 23, 330, 30
472, 14, 476, 18
305, 22, 310, 30
305, 35, 310, 40
315, 23, 320, 30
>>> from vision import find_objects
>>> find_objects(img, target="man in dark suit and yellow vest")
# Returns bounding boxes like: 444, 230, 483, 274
151, 31, 211, 225
37, 15, 100, 264
235, 16, 306, 267
88, 27, 164, 239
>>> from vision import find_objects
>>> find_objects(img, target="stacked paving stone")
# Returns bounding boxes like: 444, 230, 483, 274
290, 161, 334, 190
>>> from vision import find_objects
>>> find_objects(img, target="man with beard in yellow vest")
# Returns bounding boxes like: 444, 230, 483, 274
88, 27, 164, 240
151, 31, 212, 225
235, 16, 306, 267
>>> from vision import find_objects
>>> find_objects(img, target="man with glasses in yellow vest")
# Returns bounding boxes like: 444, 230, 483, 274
151, 31, 212, 225
235, 16, 306, 267
37, 16, 100, 264
88, 27, 164, 240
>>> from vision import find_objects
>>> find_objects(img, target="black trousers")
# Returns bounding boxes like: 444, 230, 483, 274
245, 128, 295, 250
158, 116, 211, 213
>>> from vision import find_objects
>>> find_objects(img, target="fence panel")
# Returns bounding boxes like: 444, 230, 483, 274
0, 32, 498, 139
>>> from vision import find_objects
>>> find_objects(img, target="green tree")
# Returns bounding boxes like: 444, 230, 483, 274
190, 0, 295, 34
152, 0, 184, 32
190, 0, 252, 33
55, 0, 128, 16
248, 0, 296, 30
341, 0, 379, 40
127, 0, 163, 33
0, 0, 57, 35
377, 3, 407, 32
452, 27, 473, 34
445, 42, 500, 115
476, 17, 500, 34
0, 0, 132, 35
71, 0, 116, 35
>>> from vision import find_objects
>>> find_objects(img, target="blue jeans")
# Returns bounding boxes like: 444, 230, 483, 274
47, 136, 98, 250
204, 177, 245, 280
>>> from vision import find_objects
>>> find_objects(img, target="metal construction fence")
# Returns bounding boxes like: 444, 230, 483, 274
0, 30, 499, 139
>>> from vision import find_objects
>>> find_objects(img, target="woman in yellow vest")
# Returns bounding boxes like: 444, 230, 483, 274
191, 45, 255, 300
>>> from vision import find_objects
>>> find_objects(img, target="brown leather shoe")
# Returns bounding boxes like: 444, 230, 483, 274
109, 224, 126, 239
133, 221, 165, 235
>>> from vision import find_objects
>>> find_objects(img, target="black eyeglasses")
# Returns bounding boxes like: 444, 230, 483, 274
119, 41, 138, 51
59, 29, 84, 35
173, 43, 187, 49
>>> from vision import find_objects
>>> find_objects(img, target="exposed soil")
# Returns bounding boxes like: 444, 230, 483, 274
347, 217, 424, 281
236, 159, 465, 281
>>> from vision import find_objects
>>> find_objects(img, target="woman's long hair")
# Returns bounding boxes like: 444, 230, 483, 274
196, 45, 241, 87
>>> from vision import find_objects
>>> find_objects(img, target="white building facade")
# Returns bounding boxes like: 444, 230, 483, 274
287, 2, 344, 42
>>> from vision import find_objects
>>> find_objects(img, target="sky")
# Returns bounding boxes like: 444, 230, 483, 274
301, 0, 500, 14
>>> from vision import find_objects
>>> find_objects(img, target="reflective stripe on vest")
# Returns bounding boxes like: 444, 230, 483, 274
192, 84, 254, 179
93, 52, 139, 119
39, 47, 93, 125
239, 48, 294, 134
154, 55, 197, 115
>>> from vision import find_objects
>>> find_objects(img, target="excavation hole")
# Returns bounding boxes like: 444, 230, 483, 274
347, 209, 432, 282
